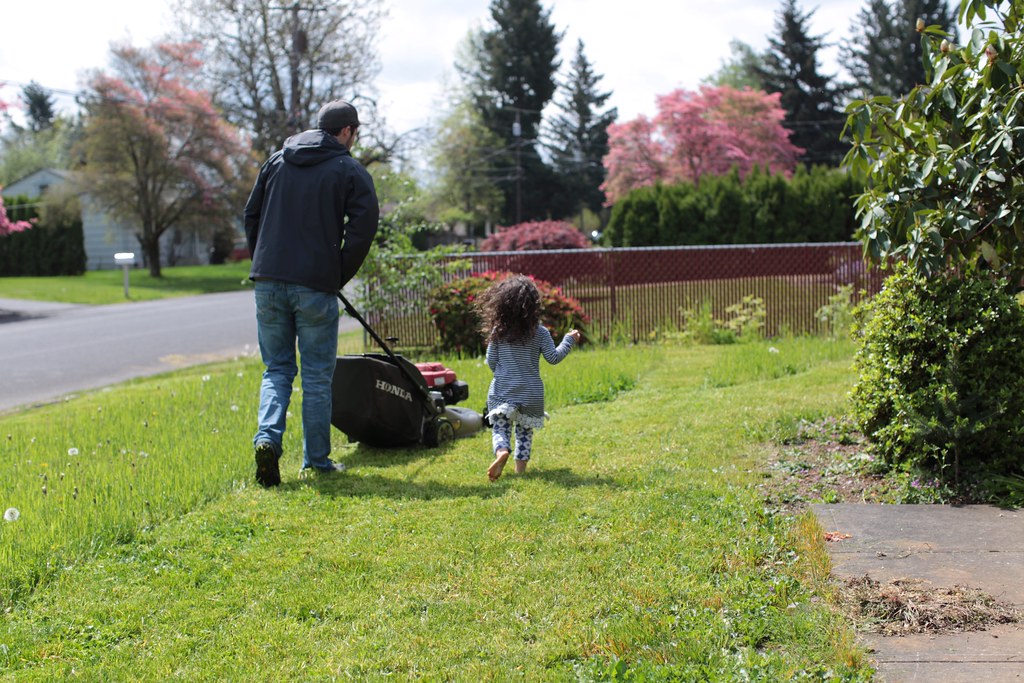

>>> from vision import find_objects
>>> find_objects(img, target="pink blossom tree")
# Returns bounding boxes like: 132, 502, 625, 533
80, 42, 251, 276
601, 85, 802, 204
600, 117, 666, 209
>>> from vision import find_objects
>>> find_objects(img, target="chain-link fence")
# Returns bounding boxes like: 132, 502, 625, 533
364, 243, 886, 347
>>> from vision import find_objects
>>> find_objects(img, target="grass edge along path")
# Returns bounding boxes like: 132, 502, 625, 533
0, 262, 253, 305
0, 339, 871, 680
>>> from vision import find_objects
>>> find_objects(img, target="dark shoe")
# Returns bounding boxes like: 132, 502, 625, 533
307, 461, 346, 475
254, 442, 281, 487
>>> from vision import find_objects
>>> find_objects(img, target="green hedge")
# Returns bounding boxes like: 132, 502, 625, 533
0, 194, 86, 276
604, 166, 862, 246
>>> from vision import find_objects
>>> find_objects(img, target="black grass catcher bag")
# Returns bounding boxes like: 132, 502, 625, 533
330, 292, 482, 449
331, 353, 429, 448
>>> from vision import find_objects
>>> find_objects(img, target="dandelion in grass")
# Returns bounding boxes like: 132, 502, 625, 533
202, 375, 211, 382
231, 405, 240, 412
68, 447, 79, 456
4, 508, 19, 522
768, 347, 780, 354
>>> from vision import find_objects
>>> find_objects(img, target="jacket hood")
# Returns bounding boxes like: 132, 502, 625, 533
281, 129, 349, 167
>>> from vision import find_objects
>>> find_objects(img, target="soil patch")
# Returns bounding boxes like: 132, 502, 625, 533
758, 418, 978, 516
759, 420, 895, 516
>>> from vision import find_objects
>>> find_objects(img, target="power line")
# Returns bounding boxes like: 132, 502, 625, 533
1, 77, 234, 126
0, 80, 79, 100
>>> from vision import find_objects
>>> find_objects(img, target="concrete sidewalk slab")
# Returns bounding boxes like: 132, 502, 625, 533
812, 504, 1024, 682
860, 624, 1024, 682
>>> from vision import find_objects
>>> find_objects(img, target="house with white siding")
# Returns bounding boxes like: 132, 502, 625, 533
2, 168, 210, 270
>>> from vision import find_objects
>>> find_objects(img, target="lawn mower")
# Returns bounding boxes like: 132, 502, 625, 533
331, 292, 483, 448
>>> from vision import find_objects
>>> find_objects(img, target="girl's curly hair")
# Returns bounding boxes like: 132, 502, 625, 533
478, 274, 541, 345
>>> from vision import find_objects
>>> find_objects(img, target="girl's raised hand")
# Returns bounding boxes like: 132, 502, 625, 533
568, 329, 582, 343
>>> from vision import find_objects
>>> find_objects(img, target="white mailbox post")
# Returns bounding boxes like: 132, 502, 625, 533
114, 252, 135, 299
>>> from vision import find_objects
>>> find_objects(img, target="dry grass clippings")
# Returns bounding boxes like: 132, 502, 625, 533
839, 575, 1021, 636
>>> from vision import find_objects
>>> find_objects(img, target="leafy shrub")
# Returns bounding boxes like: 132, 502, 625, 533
671, 296, 766, 345
723, 295, 766, 338
481, 220, 590, 251
680, 301, 736, 345
428, 271, 590, 355
356, 192, 467, 319
851, 265, 1024, 483
0, 193, 85, 276
815, 285, 856, 339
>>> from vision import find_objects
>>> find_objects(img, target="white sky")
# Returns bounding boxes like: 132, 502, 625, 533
0, 0, 912, 140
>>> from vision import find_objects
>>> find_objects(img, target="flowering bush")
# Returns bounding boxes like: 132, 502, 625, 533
428, 271, 590, 355
481, 220, 590, 251
0, 192, 85, 276
0, 192, 34, 237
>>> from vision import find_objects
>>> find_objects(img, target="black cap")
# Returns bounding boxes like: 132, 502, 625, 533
316, 100, 360, 130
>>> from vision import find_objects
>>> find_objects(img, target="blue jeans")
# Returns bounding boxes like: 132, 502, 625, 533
253, 280, 339, 470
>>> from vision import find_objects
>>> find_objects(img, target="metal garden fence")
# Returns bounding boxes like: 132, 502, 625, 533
364, 243, 886, 348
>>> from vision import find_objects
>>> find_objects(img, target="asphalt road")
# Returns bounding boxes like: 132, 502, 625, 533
0, 290, 359, 413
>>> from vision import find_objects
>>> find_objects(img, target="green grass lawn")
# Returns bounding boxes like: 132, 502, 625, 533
0, 337, 872, 681
0, 262, 253, 304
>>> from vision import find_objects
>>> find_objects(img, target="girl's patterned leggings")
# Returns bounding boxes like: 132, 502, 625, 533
490, 414, 534, 461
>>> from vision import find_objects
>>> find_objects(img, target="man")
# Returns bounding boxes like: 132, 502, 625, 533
244, 99, 379, 487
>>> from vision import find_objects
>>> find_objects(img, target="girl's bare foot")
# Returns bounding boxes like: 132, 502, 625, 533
488, 449, 510, 481
514, 460, 527, 474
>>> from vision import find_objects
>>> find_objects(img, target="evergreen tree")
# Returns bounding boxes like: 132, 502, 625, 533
20, 81, 56, 132
475, 0, 562, 223
840, 0, 959, 99
543, 39, 617, 218
757, 0, 849, 166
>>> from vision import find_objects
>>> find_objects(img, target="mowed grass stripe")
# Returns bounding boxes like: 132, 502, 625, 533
0, 339, 870, 680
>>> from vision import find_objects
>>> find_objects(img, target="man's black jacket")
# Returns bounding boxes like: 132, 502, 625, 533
244, 129, 379, 293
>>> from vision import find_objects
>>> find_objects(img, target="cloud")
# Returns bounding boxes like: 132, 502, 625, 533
2, 0, 867, 139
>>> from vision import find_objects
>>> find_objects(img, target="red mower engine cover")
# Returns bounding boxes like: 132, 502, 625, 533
415, 362, 470, 405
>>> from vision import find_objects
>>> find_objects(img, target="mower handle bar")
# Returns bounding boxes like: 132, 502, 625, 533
337, 291, 440, 414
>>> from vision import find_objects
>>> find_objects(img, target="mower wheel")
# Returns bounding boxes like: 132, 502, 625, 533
424, 417, 455, 447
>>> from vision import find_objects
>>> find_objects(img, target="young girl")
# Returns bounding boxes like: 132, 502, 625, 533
478, 275, 581, 481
